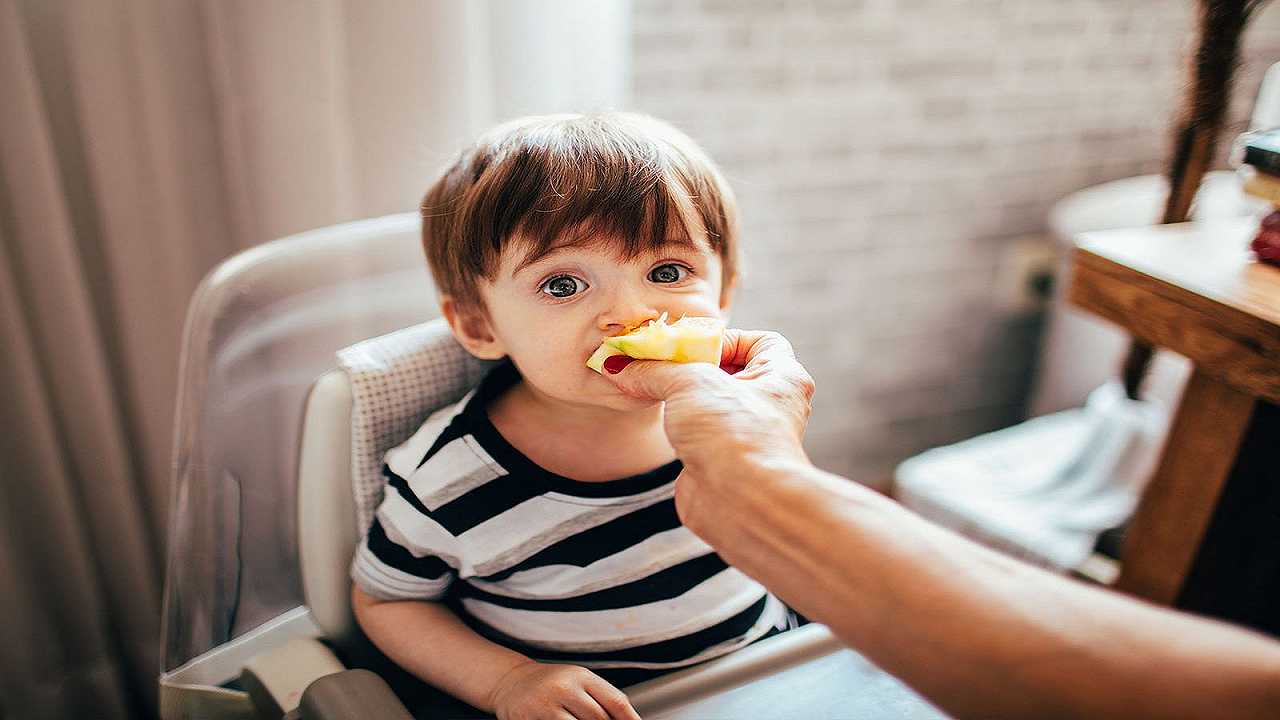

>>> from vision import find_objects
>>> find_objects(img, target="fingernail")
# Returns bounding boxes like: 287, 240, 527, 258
603, 356, 635, 374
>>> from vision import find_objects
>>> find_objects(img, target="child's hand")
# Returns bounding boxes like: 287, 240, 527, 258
489, 661, 641, 720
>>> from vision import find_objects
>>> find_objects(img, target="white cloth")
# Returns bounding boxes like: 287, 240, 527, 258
895, 381, 1169, 571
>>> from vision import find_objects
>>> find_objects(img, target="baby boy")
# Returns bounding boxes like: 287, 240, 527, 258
351, 112, 789, 719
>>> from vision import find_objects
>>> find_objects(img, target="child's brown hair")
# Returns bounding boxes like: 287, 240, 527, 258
421, 112, 738, 311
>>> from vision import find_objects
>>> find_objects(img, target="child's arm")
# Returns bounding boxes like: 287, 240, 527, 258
351, 585, 641, 720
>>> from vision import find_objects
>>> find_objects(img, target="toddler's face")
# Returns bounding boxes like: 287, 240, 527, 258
478, 236, 726, 412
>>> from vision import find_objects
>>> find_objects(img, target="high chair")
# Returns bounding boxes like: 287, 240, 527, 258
160, 214, 947, 719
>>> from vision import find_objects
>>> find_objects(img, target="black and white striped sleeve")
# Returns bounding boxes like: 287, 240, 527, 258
350, 465, 460, 602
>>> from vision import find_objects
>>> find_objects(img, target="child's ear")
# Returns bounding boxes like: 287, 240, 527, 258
441, 296, 507, 360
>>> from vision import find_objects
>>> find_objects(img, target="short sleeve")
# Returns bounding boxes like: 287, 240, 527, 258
350, 487, 458, 602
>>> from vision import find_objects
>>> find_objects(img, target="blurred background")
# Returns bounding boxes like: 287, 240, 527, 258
2, 1, 1278, 718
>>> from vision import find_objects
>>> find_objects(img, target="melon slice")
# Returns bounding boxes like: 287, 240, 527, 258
586, 313, 725, 373
586, 343, 628, 374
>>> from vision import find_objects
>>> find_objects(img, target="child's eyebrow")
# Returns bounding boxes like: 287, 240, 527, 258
510, 245, 578, 278
510, 236, 708, 278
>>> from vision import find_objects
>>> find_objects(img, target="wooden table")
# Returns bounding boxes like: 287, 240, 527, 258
1067, 218, 1280, 635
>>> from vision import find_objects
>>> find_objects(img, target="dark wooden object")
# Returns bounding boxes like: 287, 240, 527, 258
1068, 219, 1280, 634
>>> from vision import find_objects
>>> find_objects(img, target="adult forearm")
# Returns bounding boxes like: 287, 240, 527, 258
351, 590, 532, 712
677, 457, 1280, 719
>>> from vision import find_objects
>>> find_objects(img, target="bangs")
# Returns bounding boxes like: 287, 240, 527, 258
509, 178, 706, 274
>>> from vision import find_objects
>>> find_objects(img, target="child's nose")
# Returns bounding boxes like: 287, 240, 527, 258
597, 295, 660, 335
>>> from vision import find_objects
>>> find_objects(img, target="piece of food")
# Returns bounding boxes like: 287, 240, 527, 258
585, 314, 725, 373
586, 343, 628, 373
1251, 209, 1280, 266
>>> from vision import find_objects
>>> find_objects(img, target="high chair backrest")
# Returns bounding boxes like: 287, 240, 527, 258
163, 213, 442, 678
298, 321, 491, 646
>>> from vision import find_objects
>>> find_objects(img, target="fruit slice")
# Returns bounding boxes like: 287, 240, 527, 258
586, 313, 725, 373
586, 343, 627, 373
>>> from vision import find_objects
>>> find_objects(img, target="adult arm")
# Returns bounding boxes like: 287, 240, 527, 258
603, 332, 1280, 719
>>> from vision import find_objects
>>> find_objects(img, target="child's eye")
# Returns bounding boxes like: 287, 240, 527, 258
649, 263, 688, 284
540, 274, 588, 298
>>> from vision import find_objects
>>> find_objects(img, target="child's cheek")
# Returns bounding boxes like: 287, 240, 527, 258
526, 341, 583, 390
675, 298, 723, 320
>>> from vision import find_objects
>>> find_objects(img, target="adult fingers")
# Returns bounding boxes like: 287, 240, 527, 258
601, 354, 722, 402
715, 330, 815, 416
604, 328, 800, 399
718, 328, 798, 371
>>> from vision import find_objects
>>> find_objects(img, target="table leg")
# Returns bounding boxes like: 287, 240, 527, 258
1115, 368, 1257, 604
1178, 399, 1280, 636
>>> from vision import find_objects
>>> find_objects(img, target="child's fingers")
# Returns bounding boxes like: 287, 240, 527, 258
583, 677, 642, 720
558, 689, 611, 720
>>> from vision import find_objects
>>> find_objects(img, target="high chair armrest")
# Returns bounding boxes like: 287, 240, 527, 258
240, 637, 345, 720
298, 670, 412, 720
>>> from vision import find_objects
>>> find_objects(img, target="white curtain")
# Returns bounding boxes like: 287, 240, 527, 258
0, 1, 628, 717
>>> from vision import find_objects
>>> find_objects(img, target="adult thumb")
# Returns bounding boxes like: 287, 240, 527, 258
601, 355, 714, 401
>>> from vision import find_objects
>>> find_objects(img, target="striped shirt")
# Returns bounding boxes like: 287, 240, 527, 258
351, 360, 785, 671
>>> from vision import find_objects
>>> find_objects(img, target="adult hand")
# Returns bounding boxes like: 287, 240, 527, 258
601, 329, 814, 471
601, 330, 816, 529
604, 333, 1280, 720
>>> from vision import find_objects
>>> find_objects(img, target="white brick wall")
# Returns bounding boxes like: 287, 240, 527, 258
630, 0, 1280, 488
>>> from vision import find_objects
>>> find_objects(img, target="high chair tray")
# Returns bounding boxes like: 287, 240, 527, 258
339, 624, 947, 719
161, 612, 948, 719
626, 624, 946, 719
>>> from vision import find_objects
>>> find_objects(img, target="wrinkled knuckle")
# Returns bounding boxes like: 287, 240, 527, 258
674, 365, 718, 396
765, 385, 790, 405
693, 362, 726, 387
779, 361, 815, 398
798, 371, 816, 400
767, 331, 798, 355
